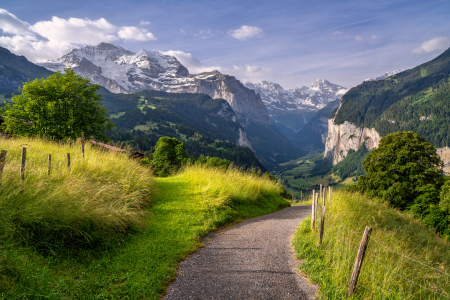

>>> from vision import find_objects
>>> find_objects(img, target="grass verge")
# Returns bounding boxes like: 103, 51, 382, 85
0, 144, 289, 299
292, 190, 450, 299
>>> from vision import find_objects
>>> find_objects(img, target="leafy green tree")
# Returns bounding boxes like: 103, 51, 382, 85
358, 131, 444, 210
151, 137, 188, 176
1, 68, 114, 140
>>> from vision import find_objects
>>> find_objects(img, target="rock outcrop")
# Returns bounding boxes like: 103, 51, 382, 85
325, 118, 450, 173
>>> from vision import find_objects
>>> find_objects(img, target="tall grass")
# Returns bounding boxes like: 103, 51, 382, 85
176, 165, 290, 228
293, 190, 450, 299
0, 136, 155, 255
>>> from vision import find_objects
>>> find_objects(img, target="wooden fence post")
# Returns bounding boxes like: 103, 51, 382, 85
323, 186, 326, 207
319, 184, 322, 205
330, 186, 332, 204
48, 154, 51, 176
81, 132, 85, 159
329, 186, 332, 204
67, 153, 70, 173
0, 150, 7, 183
311, 190, 315, 230
319, 206, 326, 245
301, 190, 303, 202
347, 226, 372, 297
20, 147, 26, 183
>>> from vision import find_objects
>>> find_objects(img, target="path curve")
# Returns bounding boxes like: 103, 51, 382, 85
164, 205, 316, 300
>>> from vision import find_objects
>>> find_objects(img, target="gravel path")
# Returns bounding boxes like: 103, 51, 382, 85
164, 205, 317, 300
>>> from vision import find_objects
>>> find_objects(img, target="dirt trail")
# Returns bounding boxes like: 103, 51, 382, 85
164, 205, 317, 300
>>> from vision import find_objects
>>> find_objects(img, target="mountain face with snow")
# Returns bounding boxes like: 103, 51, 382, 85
364, 69, 405, 82
244, 79, 348, 136
38, 43, 302, 168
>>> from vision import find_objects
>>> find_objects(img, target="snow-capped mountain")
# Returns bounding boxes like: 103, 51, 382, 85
38, 42, 302, 167
244, 79, 347, 133
364, 69, 405, 82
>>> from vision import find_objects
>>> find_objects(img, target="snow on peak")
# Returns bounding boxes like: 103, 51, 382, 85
244, 79, 347, 113
364, 69, 405, 82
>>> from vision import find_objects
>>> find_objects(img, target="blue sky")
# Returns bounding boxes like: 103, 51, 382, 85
1, 0, 450, 89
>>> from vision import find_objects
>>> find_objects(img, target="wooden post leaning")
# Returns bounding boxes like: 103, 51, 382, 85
67, 153, 71, 173
20, 147, 26, 183
319, 206, 326, 245
311, 190, 315, 230
347, 226, 372, 297
48, 154, 51, 176
0, 150, 7, 183
81, 132, 85, 159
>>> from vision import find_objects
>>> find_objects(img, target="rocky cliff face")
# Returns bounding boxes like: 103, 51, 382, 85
325, 119, 450, 173
324, 118, 381, 164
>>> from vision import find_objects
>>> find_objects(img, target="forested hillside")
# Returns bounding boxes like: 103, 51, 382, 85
103, 90, 266, 171
293, 99, 340, 150
332, 47, 450, 148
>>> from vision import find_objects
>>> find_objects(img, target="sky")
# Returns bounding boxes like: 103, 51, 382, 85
1, 0, 450, 89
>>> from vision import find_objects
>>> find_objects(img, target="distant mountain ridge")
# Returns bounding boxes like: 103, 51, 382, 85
364, 69, 405, 82
244, 79, 347, 133
0, 47, 52, 98
39, 43, 303, 167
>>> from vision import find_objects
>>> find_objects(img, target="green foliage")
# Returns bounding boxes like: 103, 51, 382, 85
439, 179, 450, 213
310, 155, 333, 176
1, 69, 114, 141
333, 47, 450, 148
292, 190, 450, 299
332, 143, 369, 180
151, 137, 188, 177
188, 154, 231, 169
358, 131, 444, 210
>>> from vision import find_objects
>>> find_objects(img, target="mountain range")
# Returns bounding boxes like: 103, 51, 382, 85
37, 43, 303, 167
244, 79, 347, 137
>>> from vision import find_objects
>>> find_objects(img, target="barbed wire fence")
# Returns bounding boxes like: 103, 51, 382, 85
309, 185, 450, 299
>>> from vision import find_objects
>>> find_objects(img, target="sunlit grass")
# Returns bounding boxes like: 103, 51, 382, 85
0, 141, 289, 299
293, 190, 450, 299
0, 136, 155, 255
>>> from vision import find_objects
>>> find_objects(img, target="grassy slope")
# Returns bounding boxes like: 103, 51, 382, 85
292, 190, 450, 299
0, 138, 289, 299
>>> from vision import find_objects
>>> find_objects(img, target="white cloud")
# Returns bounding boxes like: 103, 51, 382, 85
118, 26, 157, 41
0, 9, 32, 35
0, 9, 158, 62
161, 50, 221, 74
370, 35, 378, 43
231, 64, 271, 83
355, 35, 364, 42
140, 20, 151, 25
229, 25, 264, 41
412, 36, 450, 54
30, 17, 118, 45
332, 31, 351, 40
